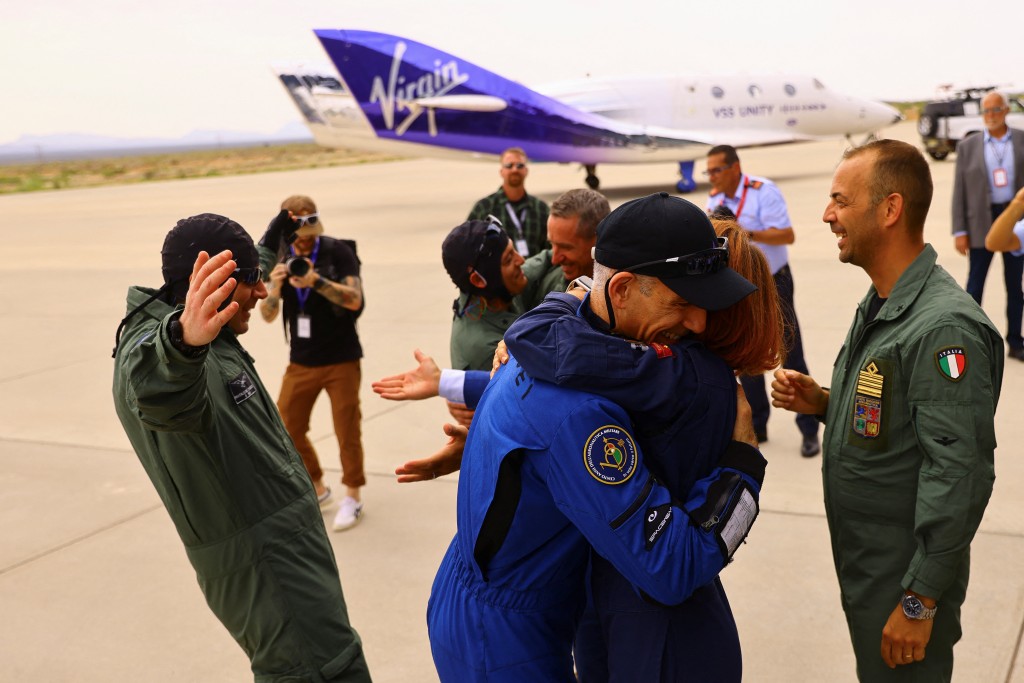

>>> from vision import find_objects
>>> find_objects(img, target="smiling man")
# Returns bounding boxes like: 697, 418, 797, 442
772, 140, 1003, 681
111, 214, 370, 682
519, 188, 610, 309
442, 218, 529, 373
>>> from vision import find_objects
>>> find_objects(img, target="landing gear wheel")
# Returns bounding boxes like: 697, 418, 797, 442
584, 164, 599, 190
927, 149, 949, 161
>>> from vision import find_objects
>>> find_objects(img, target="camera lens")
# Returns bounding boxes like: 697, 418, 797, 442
286, 257, 310, 277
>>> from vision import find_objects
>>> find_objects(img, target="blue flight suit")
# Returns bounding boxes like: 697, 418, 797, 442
507, 293, 747, 681
427, 293, 764, 682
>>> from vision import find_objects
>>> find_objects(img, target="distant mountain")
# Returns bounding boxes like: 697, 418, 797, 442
0, 124, 314, 164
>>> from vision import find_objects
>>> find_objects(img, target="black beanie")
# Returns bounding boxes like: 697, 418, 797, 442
161, 214, 259, 303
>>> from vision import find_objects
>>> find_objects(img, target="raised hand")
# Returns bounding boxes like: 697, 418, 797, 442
178, 250, 240, 347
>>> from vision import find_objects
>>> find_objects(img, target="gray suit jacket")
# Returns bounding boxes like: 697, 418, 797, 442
952, 128, 1024, 247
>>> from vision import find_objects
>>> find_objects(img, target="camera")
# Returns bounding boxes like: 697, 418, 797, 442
286, 257, 311, 277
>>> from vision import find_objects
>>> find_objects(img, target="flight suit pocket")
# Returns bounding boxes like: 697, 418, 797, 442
911, 401, 977, 477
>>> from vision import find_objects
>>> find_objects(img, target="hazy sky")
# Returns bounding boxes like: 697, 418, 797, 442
3, 0, 1019, 144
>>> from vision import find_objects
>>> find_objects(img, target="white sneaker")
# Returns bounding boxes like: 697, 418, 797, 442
333, 496, 363, 531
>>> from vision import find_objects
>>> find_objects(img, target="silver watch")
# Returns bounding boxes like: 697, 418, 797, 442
901, 593, 937, 620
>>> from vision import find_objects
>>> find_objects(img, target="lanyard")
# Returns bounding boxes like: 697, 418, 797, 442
504, 202, 527, 239
718, 177, 751, 219
989, 136, 1010, 167
290, 237, 320, 312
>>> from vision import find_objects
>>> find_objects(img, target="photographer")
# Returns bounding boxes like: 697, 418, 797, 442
258, 195, 367, 531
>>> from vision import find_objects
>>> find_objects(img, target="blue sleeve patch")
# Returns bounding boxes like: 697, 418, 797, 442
583, 425, 638, 485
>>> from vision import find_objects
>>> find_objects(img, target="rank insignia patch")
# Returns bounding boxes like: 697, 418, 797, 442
852, 361, 884, 439
935, 346, 967, 382
583, 425, 638, 485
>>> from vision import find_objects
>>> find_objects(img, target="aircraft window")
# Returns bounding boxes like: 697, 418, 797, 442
748, 85, 761, 98
785, 84, 796, 96
712, 86, 724, 99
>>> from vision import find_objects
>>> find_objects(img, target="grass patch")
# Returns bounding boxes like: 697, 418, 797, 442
0, 143, 401, 194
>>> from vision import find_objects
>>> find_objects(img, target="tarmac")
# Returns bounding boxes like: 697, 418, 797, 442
3, 120, 1024, 682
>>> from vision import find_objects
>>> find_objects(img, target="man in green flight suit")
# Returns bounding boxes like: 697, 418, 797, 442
112, 214, 371, 682
771, 140, 1003, 681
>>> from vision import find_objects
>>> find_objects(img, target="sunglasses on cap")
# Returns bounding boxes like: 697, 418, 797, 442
232, 266, 264, 286
472, 219, 507, 271
624, 237, 730, 276
295, 213, 319, 226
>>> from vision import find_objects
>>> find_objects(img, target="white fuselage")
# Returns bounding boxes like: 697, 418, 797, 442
282, 68, 899, 164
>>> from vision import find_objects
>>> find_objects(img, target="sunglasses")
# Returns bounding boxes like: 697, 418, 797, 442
472, 221, 506, 272
625, 237, 730, 276
295, 213, 319, 226
232, 266, 264, 286
502, 162, 527, 170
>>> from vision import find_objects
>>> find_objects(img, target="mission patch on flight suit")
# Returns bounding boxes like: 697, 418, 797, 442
583, 425, 638, 485
935, 346, 968, 382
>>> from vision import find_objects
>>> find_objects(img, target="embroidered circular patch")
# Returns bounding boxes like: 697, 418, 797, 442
583, 425, 638, 485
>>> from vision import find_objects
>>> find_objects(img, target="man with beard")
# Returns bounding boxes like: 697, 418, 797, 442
442, 218, 529, 372
111, 214, 371, 682
468, 147, 550, 258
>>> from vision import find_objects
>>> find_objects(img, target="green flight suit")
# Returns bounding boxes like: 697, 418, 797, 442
112, 286, 371, 683
449, 293, 524, 371
519, 249, 571, 311
822, 246, 1003, 681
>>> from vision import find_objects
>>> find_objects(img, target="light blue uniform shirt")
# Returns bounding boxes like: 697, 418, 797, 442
984, 130, 1016, 205
706, 173, 790, 274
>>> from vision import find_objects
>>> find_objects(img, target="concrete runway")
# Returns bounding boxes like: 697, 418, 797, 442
3, 120, 1024, 681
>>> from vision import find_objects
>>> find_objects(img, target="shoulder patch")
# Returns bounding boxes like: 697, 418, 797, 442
228, 370, 257, 405
583, 425, 638, 485
748, 180, 763, 189
935, 346, 968, 382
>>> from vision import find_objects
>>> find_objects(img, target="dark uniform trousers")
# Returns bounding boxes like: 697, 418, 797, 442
965, 202, 1024, 351
740, 264, 818, 438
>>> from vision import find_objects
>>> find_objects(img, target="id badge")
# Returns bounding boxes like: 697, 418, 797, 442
297, 314, 311, 339
994, 168, 1008, 188
515, 238, 529, 257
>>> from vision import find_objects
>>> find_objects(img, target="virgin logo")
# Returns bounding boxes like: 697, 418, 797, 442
369, 41, 469, 137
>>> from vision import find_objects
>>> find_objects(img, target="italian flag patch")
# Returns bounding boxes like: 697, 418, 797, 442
935, 346, 967, 382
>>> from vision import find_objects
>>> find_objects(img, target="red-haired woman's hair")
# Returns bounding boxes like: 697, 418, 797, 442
698, 220, 785, 375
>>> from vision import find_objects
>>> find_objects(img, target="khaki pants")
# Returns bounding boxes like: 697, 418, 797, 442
277, 360, 366, 489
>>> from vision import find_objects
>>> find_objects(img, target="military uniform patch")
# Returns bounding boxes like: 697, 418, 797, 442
583, 425, 638, 485
852, 361, 884, 439
228, 370, 257, 405
935, 346, 967, 382
649, 342, 674, 358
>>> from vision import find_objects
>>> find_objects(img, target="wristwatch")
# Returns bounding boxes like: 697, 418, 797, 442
901, 593, 937, 620
168, 317, 208, 358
